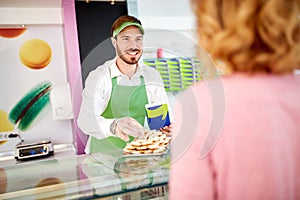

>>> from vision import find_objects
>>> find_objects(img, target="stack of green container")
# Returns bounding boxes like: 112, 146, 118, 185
144, 57, 221, 92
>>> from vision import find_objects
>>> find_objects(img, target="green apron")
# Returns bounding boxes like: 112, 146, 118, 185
89, 76, 148, 153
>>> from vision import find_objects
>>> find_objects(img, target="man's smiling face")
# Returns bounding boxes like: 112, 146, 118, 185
115, 26, 143, 65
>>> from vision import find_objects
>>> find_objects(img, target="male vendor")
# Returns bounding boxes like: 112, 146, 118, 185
77, 15, 172, 154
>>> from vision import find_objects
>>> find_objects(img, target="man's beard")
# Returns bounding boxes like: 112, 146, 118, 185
117, 46, 142, 65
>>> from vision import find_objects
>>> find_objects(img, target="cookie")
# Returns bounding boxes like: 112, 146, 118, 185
130, 141, 142, 147
135, 146, 148, 150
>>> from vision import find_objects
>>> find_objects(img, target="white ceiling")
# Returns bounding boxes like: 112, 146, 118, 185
0, 0, 125, 8
137, 0, 194, 17
76, 0, 125, 1
0, 0, 62, 8
134, 0, 196, 30
0, 0, 196, 29
0, 0, 63, 25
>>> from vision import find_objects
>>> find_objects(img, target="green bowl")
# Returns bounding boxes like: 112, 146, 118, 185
181, 68, 193, 73
167, 60, 179, 65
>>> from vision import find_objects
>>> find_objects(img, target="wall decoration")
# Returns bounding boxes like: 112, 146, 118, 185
0, 25, 73, 153
0, 28, 27, 39
19, 39, 52, 70
8, 81, 52, 131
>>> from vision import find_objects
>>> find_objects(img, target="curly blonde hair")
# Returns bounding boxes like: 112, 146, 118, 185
191, 0, 300, 74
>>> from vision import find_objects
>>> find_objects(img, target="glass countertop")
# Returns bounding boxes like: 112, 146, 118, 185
0, 149, 170, 199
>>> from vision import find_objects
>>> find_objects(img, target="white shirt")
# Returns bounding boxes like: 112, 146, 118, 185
77, 58, 171, 152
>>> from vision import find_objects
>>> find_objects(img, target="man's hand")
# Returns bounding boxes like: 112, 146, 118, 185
112, 117, 144, 141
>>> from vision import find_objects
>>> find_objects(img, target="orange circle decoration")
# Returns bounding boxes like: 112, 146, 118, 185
36, 177, 63, 187
0, 168, 7, 194
0, 28, 27, 38
0, 141, 8, 146
35, 177, 66, 199
19, 39, 52, 70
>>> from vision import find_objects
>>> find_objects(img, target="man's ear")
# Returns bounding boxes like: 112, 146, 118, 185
111, 37, 117, 48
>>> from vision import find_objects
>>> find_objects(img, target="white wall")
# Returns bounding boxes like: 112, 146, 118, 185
0, 0, 62, 25
136, 0, 195, 30
128, 0, 198, 58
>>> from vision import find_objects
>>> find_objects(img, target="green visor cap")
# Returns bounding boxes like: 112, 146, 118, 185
113, 22, 144, 38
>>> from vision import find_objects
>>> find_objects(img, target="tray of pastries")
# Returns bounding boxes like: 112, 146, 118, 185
123, 130, 171, 156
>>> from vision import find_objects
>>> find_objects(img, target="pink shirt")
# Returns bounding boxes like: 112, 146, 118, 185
169, 73, 300, 200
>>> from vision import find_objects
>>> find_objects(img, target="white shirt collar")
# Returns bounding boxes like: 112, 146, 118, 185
109, 57, 143, 79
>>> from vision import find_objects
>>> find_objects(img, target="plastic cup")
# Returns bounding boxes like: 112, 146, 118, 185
145, 103, 170, 130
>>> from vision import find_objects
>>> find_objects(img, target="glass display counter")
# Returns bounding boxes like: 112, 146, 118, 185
0, 148, 170, 199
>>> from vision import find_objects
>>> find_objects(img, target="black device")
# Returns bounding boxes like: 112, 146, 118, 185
15, 138, 54, 160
